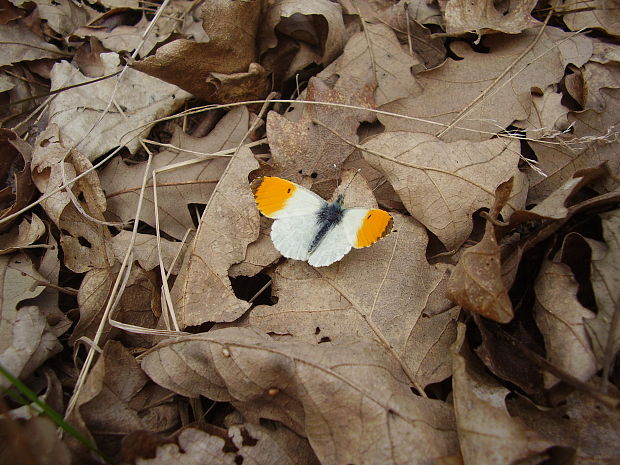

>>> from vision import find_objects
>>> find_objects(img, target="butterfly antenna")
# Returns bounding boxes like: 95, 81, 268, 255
341, 168, 362, 197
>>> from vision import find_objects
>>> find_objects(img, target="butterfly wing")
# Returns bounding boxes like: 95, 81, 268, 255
252, 177, 326, 261
341, 208, 393, 249
307, 222, 352, 267
251, 176, 325, 218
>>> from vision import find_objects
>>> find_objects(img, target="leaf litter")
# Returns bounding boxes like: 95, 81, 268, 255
0, 1, 619, 464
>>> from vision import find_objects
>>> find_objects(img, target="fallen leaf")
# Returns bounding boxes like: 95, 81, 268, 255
266, 77, 375, 185
362, 132, 522, 249
507, 385, 620, 464
250, 213, 457, 389
134, 423, 320, 465
0, 253, 61, 388
443, 0, 539, 37
171, 147, 259, 326
473, 316, 545, 400
260, 0, 346, 65
534, 259, 597, 387
319, 22, 423, 106
131, 0, 268, 102
514, 86, 570, 135
16, 0, 97, 36
452, 323, 554, 465
561, 0, 620, 37
67, 340, 178, 458
0, 23, 65, 66
142, 327, 458, 465
110, 231, 183, 274
100, 108, 251, 240
380, 28, 592, 141
229, 216, 280, 278
0, 129, 35, 233
48, 52, 190, 160
586, 210, 620, 374
581, 61, 620, 112
447, 179, 515, 323
527, 88, 620, 203
0, 213, 44, 254
0, 415, 71, 465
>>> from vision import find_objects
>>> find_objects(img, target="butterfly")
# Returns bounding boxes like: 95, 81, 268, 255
251, 176, 393, 267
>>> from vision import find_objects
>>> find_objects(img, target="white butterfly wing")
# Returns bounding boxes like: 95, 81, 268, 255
307, 222, 352, 267
271, 215, 321, 261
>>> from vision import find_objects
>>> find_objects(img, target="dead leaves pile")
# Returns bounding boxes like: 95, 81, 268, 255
1, 1, 619, 464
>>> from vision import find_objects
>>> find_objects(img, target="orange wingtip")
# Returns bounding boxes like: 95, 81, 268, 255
251, 176, 297, 218
355, 209, 393, 248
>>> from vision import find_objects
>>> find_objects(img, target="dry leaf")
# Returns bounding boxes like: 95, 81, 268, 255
447, 179, 514, 323
0, 129, 35, 233
49, 53, 190, 160
380, 28, 592, 141
0, 23, 64, 66
134, 423, 319, 465
260, 0, 346, 65
142, 327, 458, 465
15, 0, 97, 36
131, 0, 268, 102
0, 253, 62, 388
507, 386, 620, 464
320, 22, 423, 106
452, 323, 553, 465
101, 108, 251, 240
362, 132, 522, 249
266, 77, 375, 186
514, 86, 570, 135
110, 231, 183, 274
443, 0, 539, 37
250, 211, 457, 388
229, 216, 280, 278
586, 210, 620, 371
0, 415, 71, 465
0, 213, 44, 254
171, 147, 259, 326
527, 88, 620, 203
67, 340, 178, 458
534, 259, 597, 387
561, 0, 620, 37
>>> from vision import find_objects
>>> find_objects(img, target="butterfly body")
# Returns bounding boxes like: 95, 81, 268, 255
251, 177, 393, 267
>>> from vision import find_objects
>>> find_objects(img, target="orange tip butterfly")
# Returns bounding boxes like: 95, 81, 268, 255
251, 176, 393, 267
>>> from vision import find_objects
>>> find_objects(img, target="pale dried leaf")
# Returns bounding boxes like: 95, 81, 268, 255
142, 327, 458, 465
110, 231, 183, 274
452, 324, 553, 465
582, 62, 620, 111
100, 108, 251, 240
508, 386, 620, 464
319, 22, 423, 106
251, 214, 457, 388
514, 86, 570, 135
561, 0, 620, 36
0, 415, 71, 465
136, 423, 319, 465
0, 24, 64, 66
171, 147, 259, 326
0, 213, 45, 254
447, 180, 515, 323
527, 88, 620, 203
266, 77, 375, 185
67, 340, 178, 457
49, 53, 190, 160
18, 0, 97, 35
586, 210, 620, 368
60, 205, 114, 273
380, 28, 592, 141
260, 0, 346, 65
362, 132, 521, 249
229, 216, 280, 278
534, 259, 597, 387
443, 0, 539, 36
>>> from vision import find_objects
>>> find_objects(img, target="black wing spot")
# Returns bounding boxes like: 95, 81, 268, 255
287, 188, 291, 193
367, 214, 372, 219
